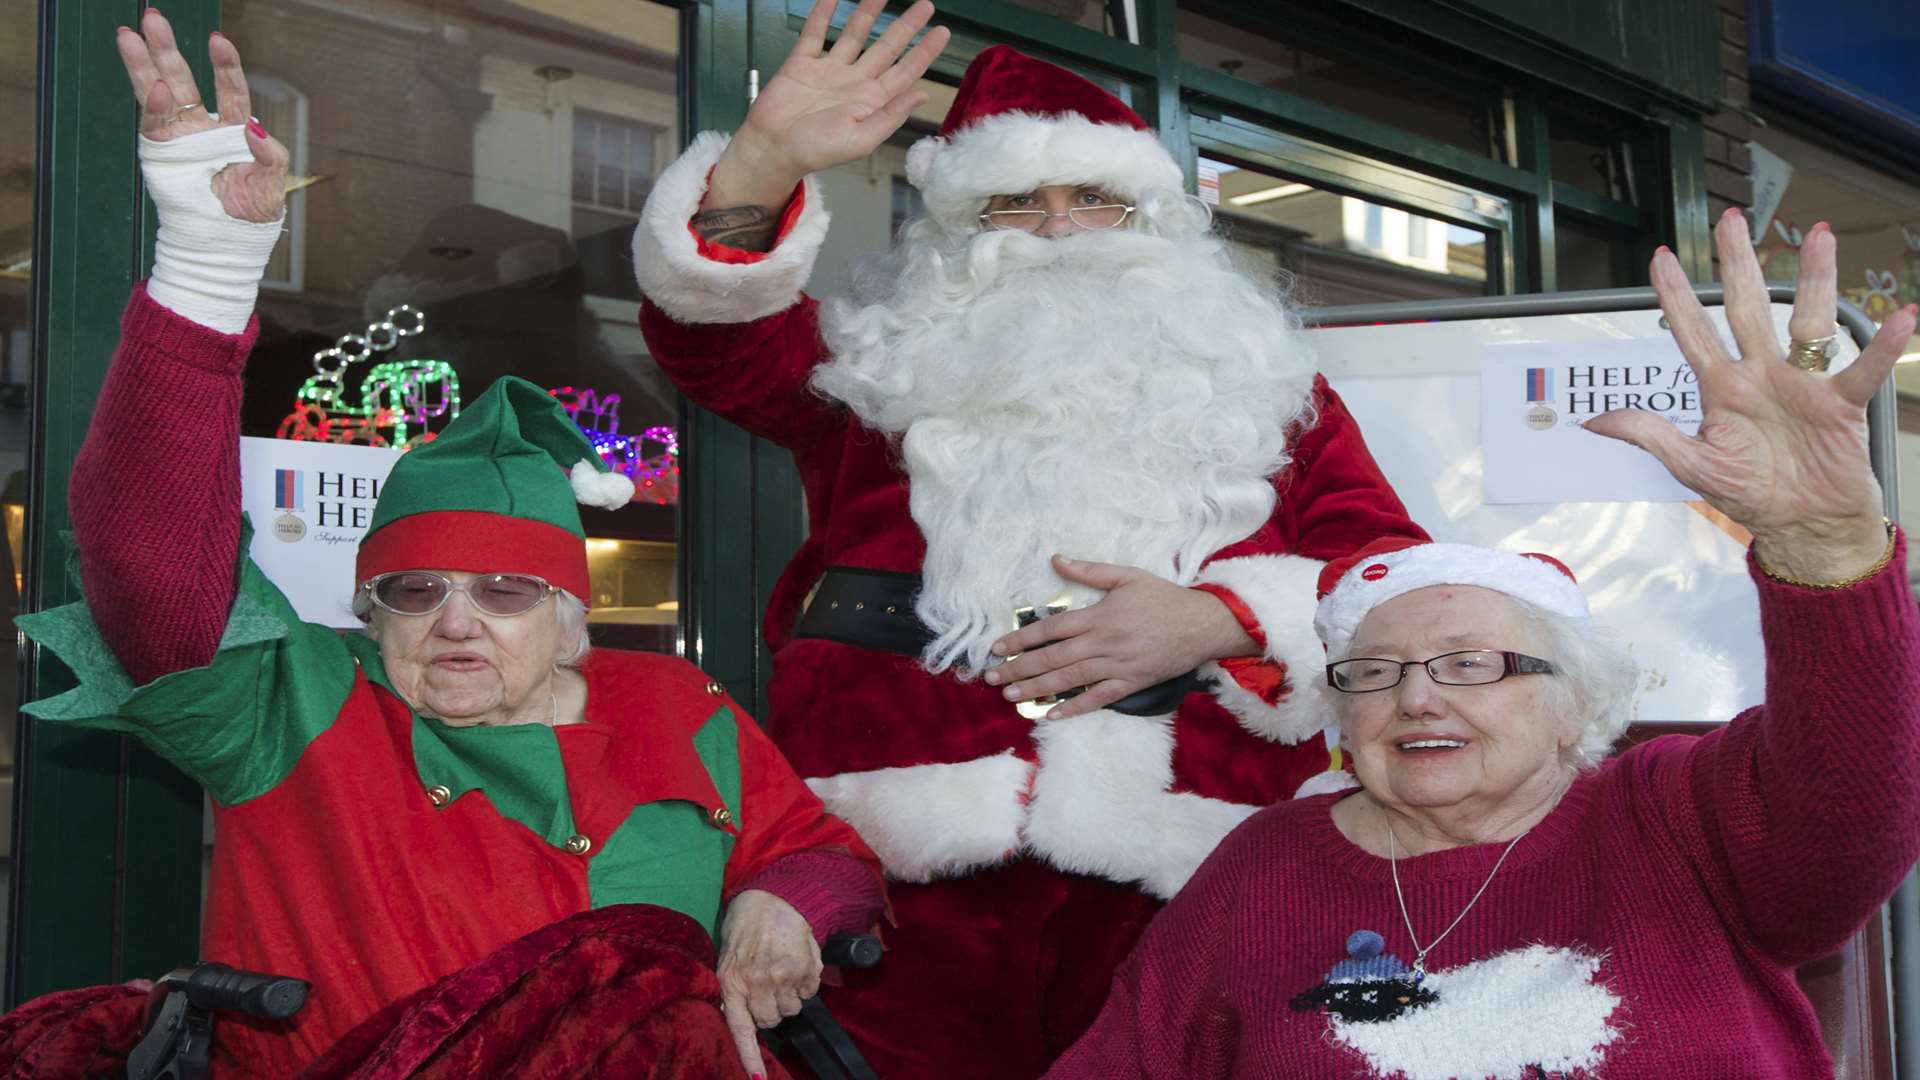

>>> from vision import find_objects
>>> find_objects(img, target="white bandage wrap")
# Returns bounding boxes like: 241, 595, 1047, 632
140, 125, 284, 334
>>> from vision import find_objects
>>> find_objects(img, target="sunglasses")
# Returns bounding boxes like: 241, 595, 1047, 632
362, 571, 557, 617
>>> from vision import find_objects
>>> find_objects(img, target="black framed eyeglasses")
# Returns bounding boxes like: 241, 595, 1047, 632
1325, 650, 1556, 694
362, 571, 557, 617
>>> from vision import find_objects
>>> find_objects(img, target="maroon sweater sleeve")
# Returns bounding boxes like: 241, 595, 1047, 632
1666, 531, 1920, 964
71, 285, 258, 684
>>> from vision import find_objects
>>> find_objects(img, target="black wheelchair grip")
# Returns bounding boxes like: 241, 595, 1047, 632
821, 933, 882, 969
183, 962, 310, 1019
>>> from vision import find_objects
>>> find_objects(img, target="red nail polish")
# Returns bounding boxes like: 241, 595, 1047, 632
247, 118, 266, 139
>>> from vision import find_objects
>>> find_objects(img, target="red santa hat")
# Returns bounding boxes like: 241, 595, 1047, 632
904, 45, 1184, 231
1313, 537, 1589, 659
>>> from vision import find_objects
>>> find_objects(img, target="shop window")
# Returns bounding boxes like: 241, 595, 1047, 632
1749, 126, 1920, 590
1202, 155, 1494, 305
1002, 0, 1124, 36
249, 75, 308, 292
1554, 214, 1639, 291
0, 0, 33, 974
1177, 6, 1502, 160
1549, 112, 1635, 203
223, 0, 685, 652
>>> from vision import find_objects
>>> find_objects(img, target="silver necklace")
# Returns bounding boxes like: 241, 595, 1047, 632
1388, 823, 1525, 983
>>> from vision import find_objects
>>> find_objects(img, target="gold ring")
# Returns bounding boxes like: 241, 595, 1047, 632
1784, 333, 1837, 372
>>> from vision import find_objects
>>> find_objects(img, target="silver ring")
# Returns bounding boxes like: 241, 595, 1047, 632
1785, 333, 1837, 372
173, 103, 202, 117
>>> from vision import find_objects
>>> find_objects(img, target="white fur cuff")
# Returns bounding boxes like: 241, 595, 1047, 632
631, 131, 831, 325
805, 753, 1030, 883
1024, 711, 1258, 900
1195, 554, 1334, 744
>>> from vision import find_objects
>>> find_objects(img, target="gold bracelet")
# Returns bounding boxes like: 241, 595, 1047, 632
1753, 518, 1899, 590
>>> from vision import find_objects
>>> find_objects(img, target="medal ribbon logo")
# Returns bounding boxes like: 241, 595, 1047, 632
274, 468, 304, 511
1525, 367, 1553, 403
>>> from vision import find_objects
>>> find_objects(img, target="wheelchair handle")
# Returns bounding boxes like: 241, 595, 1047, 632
821, 933, 882, 969
164, 962, 309, 1019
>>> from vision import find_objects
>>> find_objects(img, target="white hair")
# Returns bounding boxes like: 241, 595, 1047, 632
352, 586, 593, 669
1514, 600, 1639, 769
812, 184, 1317, 674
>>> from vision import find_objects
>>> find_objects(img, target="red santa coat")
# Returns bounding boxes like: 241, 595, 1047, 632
634, 133, 1427, 901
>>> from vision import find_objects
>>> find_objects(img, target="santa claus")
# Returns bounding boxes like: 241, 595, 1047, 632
632, 1, 1426, 1074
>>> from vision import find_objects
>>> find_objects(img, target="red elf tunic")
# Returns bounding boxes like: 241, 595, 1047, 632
17, 287, 884, 1078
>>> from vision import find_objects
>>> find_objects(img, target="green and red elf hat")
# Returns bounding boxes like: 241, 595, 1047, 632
354, 376, 634, 603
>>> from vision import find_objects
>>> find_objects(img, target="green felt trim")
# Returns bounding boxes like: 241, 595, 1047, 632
587, 707, 741, 938
410, 715, 577, 847
18, 518, 357, 806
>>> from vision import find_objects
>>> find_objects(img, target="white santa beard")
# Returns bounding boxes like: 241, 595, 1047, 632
814, 224, 1317, 674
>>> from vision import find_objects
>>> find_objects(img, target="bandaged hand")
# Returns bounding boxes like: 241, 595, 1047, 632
119, 12, 288, 333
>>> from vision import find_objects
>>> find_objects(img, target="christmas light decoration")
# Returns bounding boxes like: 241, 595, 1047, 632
548, 385, 679, 505
277, 306, 463, 450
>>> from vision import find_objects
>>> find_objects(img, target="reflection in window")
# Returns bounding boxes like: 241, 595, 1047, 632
1178, 7, 1501, 159
573, 109, 659, 214
0, 0, 33, 973
250, 75, 308, 291
1203, 157, 1491, 305
225, 0, 685, 652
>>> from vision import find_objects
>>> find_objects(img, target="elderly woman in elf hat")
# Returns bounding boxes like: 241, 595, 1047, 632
6, 13, 880, 1079
1048, 216, 1920, 1077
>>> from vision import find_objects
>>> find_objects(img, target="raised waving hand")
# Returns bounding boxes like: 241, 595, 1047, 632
704, 0, 950, 212
1585, 209, 1913, 583
118, 9, 288, 224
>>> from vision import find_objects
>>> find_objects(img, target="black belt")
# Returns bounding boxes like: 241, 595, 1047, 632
794, 566, 1198, 716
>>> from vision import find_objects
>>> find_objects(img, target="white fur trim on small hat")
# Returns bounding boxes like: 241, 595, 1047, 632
1313, 543, 1588, 659
631, 131, 831, 325
570, 460, 635, 509
912, 112, 1183, 235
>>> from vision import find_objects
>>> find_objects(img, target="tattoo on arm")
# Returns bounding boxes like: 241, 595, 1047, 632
691, 204, 779, 252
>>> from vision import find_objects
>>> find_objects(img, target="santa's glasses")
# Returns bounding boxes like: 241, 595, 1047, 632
363, 571, 557, 617
978, 204, 1135, 231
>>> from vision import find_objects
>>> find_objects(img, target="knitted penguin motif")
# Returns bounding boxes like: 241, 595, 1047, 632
1293, 931, 1624, 1080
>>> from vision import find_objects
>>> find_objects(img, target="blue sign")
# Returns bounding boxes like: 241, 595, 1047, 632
1749, 0, 1920, 153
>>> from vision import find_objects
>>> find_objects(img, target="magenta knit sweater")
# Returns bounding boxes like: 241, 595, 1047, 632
1048, 535, 1920, 1080
67, 283, 880, 940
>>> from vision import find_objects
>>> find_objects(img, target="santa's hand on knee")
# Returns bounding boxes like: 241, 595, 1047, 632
985, 555, 1259, 719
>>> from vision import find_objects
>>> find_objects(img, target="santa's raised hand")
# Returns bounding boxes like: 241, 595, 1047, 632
985, 555, 1259, 721
704, 0, 950, 212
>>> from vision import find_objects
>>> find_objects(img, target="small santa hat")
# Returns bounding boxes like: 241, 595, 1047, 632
355, 376, 634, 603
1313, 536, 1589, 659
905, 45, 1184, 233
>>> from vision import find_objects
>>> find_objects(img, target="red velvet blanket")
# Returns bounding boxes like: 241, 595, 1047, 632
0, 904, 787, 1079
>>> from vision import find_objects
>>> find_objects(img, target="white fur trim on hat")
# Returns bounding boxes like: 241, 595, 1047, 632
912, 112, 1183, 235
1194, 554, 1332, 744
805, 753, 1031, 883
1313, 543, 1589, 660
631, 131, 831, 325
569, 460, 635, 509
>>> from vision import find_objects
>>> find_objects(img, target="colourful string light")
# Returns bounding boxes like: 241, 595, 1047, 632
548, 386, 679, 505
277, 306, 462, 450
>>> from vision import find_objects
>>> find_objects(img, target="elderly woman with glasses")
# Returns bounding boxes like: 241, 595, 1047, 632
1047, 212, 1920, 1079
5, 12, 881, 1080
